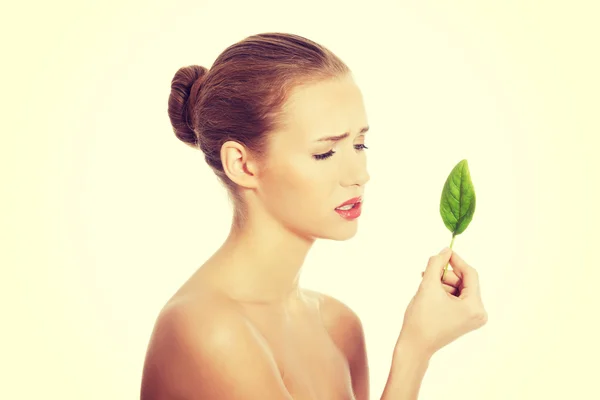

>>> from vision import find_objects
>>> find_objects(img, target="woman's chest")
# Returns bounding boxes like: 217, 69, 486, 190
275, 326, 355, 399
242, 302, 357, 399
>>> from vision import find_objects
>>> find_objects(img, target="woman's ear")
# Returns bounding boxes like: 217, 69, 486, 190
220, 141, 259, 189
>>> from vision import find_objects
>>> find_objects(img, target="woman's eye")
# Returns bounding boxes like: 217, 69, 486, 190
313, 149, 335, 160
313, 144, 369, 161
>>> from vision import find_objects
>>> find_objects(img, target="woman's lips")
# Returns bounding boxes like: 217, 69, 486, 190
335, 199, 362, 220
336, 196, 362, 209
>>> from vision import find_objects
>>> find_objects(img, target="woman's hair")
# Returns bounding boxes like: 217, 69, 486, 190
167, 32, 350, 216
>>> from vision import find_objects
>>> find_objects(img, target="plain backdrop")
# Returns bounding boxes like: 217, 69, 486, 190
2, 0, 599, 399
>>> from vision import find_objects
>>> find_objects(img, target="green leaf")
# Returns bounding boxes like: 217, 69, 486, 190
440, 159, 476, 280
440, 159, 476, 237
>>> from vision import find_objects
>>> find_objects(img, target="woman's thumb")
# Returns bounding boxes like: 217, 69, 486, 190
422, 247, 452, 283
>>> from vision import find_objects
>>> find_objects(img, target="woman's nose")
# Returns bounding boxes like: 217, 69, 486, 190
356, 167, 370, 186
341, 157, 370, 187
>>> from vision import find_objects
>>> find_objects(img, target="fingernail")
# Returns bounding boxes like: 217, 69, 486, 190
439, 247, 450, 254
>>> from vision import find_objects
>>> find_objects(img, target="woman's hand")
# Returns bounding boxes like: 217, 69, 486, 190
397, 247, 488, 359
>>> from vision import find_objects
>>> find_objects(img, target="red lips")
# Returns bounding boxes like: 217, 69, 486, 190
336, 196, 362, 209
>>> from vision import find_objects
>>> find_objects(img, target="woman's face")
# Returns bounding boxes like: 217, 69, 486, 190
257, 74, 371, 241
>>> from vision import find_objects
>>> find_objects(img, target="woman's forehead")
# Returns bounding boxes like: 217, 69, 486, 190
278, 76, 367, 144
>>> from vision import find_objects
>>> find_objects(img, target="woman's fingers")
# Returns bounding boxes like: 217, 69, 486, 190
448, 251, 481, 299
419, 250, 470, 298
442, 268, 461, 288
422, 268, 461, 288
422, 248, 452, 284
443, 283, 458, 295
420, 269, 458, 294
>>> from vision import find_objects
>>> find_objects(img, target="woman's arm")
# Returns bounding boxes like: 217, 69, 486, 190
317, 293, 430, 400
379, 248, 488, 399
379, 339, 431, 400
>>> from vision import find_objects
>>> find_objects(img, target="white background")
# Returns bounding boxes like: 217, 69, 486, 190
3, 0, 599, 399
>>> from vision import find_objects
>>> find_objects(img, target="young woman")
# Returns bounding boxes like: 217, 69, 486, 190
140, 32, 488, 400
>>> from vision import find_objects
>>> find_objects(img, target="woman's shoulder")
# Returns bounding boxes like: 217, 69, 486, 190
302, 289, 366, 356
302, 289, 363, 330
141, 289, 288, 399
154, 287, 249, 350
302, 289, 369, 395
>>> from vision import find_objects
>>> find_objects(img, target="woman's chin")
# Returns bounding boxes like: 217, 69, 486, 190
322, 222, 359, 241
292, 214, 360, 242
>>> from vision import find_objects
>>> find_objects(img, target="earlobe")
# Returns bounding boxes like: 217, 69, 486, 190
220, 141, 258, 189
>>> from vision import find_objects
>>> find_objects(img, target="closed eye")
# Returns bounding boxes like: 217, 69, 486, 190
313, 150, 335, 160
313, 144, 369, 161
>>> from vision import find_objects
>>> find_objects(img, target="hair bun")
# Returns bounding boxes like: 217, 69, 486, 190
168, 65, 208, 148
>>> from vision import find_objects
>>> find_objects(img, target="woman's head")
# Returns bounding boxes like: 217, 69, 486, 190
168, 32, 370, 241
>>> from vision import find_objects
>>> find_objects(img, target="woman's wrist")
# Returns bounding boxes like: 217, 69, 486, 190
393, 335, 433, 366
380, 337, 432, 399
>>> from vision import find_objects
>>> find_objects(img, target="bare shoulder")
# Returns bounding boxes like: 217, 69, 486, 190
303, 289, 365, 346
140, 291, 291, 400
303, 289, 366, 359
303, 289, 370, 399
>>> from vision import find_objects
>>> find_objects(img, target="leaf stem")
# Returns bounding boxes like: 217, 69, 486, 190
442, 234, 456, 280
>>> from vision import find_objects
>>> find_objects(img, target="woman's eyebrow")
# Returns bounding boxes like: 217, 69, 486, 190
315, 126, 369, 142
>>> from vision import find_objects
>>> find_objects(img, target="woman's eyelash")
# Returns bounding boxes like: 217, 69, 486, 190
313, 144, 369, 161
314, 150, 335, 160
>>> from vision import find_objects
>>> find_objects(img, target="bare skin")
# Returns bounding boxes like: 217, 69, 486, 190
140, 256, 463, 400
141, 73, 483, 399
141, 266, 369, 399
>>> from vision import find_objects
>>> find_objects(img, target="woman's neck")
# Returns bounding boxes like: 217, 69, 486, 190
201, 209, 315, 304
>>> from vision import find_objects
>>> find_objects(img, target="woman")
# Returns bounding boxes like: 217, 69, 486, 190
140, 32, 487, 400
